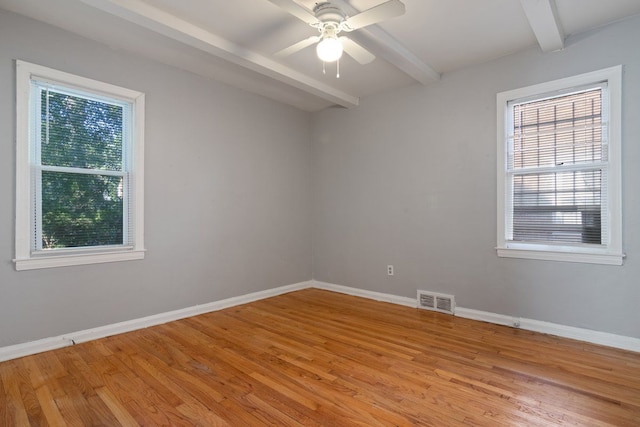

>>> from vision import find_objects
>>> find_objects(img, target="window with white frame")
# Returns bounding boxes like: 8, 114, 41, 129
497, 66, 623, 265
14, 61, 145, 270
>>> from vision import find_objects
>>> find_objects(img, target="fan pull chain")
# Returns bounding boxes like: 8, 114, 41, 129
320, 60, 340, 78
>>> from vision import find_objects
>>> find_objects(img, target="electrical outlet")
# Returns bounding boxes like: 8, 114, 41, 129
387, 265, 394, 276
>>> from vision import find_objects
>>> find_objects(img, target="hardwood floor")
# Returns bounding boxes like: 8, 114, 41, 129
1, 288, 639, 426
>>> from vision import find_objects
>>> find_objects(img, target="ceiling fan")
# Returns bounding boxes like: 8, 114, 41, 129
268, 0, 406, 76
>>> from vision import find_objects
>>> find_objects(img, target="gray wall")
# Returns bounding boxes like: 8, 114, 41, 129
312, 15, 640, 338
0, 10, 312, 347
2, 9, 639, 349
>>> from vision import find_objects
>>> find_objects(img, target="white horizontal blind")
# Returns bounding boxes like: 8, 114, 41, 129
31, 80, 132, 252
506, 84, 608, 246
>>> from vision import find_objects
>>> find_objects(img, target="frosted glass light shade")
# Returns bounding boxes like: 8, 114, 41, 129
316, 37, 343, 62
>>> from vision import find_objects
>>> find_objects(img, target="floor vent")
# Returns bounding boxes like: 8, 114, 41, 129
417, 290, 455, 315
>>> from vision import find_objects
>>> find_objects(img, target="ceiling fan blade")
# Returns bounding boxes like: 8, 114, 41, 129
342, 0, 405, 31
275, 36, 321, 58
340, 37, 375, 64
265, 0, 318, 25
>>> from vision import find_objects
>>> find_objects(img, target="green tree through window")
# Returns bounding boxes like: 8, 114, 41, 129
15, 60, 144, 270
38, 89, 127, 249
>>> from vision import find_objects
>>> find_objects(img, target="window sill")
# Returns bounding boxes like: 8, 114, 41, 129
497, 247, 624, 265
14, 249, 145, 271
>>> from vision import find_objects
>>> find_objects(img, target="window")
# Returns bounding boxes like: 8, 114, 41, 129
497, 66, 623, 265
15, 61, 145, 270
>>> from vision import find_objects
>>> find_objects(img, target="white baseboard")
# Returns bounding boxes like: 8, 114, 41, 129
313, 281, 640, 353
312, 280, 417, 307
0, 281, 312, 362
455, 307, 640, 353
2, 280, 638, 362
454, 307, 517, 327
520, 318, 640, 352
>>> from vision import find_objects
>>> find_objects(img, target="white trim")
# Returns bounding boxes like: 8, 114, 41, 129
454, 307, 517, 327
19, 60, 144, 100
496, 65, 624, 265
496, 248, 624, 265
15, 61, 32, 263
14, 60, 146, 270
312, 280, 418, 307
133, 92, 145, 251
2, 281, 638, 362
456, 307, 640, 353
0, 336, 71, 363
14, 250, 146, 271
0, 281, 312, 362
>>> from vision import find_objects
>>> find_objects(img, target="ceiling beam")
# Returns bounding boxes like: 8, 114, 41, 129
333, 0, 439, 85
79, 0, 359, 108
520, 0, 565, 52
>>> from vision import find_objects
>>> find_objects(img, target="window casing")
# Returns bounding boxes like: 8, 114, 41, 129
15, 61, 145, 270
497, 66, 623, 265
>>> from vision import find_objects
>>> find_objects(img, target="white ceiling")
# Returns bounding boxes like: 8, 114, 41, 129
2, 0, 640, 111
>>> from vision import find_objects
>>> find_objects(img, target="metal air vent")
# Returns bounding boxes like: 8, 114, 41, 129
417, 290, 455, 315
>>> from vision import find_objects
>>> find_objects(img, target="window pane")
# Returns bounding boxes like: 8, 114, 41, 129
41, 89, 123, 171
511, 89, 603, 170
512, 170, 602, 244
41, 171, 124, 249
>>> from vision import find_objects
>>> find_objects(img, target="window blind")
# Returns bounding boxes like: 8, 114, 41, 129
506, 84, 608, 245
32, 82, 132, 251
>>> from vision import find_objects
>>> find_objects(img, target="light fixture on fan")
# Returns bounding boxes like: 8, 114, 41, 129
315, 25, 343, 63
271, 0, 406, 77
316, 36, 343, 62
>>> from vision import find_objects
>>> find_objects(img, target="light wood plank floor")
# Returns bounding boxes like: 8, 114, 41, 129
1, 288, 639, 426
